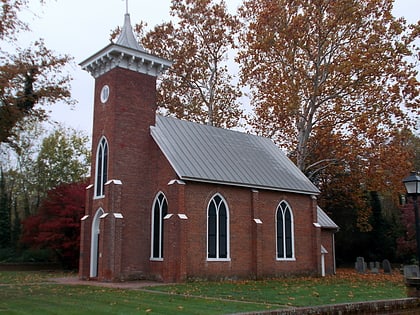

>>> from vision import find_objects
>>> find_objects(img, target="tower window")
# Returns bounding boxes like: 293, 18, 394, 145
95, 137, 108, 198
151, 192, 168, 260
100, 85, 110, 103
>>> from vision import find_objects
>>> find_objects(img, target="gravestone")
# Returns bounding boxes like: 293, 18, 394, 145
403, 265, 419, 278
382, 259, 392, 274
355, 257, 367, 273
369, 261, 379, 274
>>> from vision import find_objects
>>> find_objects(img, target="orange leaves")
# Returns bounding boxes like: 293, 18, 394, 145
142, 0, 242, 129
0, 28, 74, 143
238, 1, 419, 236
335, 268, 404, 285
356, 207, 373, 232
239, 0, 419, 158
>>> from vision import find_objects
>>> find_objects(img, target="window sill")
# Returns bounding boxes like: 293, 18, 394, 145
276, 258, 296, 261
207, 258, 231, 262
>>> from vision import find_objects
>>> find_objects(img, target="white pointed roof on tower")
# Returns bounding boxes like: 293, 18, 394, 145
80, 9, 172, 79
116, 13, 145, 51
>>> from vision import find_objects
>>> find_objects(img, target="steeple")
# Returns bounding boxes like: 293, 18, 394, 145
79, 10, 172, 79
116, 13, 145, 51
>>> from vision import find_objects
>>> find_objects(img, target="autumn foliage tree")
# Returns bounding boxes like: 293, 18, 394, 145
141, 0, 243, 128
238, 0, 419, 181
238, 0, 419, 232
21, 181, 86, 269
1, 122, 90, 261
397, 199, 420, 262
0, 0, 73, 144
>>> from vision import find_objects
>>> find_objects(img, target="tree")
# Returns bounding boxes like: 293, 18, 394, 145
238, 0, 419, 179
0, 168, 11, 248
142, 0, 242, 128
0, 0, 73, 144
0, 0, 31, 40
412, 131, 420, 171
0, 122, 90, 220
397, 198, 420, 263
36, 126, 90, 197
1, 119, 45, 217
238, 0, 419, 234
21, 181, 86, 269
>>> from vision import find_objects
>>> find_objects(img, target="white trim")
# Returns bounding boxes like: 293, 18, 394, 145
90, 208, 104, 278
254, 218, 263, 224
164, 213, 173, 220
113, 213, 123, 219
80, 43, 172, 79
100, 85, 110, 103
313, 223, 321, 228
178, 214, 188, 219
276, 257, 296, 262
150, 192, 168, 260
206, 193, 230, 261
94, 136, 108, 198
105, 179, 122, 185
207, 258, 231, 262
168, 179, 186, 185
81, 215, 89, 221
321, 246, 327, 277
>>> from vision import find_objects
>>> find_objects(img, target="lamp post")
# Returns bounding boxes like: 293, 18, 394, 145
403, 171, 420, 268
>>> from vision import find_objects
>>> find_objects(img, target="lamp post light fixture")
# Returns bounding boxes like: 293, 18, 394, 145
403, 171, 420, 268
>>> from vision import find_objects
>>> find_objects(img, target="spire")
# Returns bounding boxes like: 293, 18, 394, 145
80, 2, 172, 79
116, 13, 145, 51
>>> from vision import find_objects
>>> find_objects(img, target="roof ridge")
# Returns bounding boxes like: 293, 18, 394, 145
156, 114, 264, 140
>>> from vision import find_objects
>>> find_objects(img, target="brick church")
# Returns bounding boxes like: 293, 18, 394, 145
78, 12, 338, 282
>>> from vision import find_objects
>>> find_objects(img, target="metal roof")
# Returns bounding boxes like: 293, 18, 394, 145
151, 115, 320, 195
116, 13, 145, 51
317, 206, 339, 230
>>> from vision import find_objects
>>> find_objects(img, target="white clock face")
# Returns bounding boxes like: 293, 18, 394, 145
100, 85, 110, 103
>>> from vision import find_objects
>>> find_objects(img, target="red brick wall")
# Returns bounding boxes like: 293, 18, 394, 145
82, 66, 164, 281
81, 64, 326, 282
172, 183, 320, 280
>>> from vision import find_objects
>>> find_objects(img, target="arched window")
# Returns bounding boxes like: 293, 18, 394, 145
151, 192, 168, 260
207, 194, 229, 260
95, 137, 108, 198
276, 201, 295, 260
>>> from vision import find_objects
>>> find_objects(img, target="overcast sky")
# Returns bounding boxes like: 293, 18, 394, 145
16, 0, 420, 136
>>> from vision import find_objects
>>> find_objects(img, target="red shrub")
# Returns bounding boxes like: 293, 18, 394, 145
21, 181, 86, 269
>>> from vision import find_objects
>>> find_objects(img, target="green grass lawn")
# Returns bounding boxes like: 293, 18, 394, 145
0, 269, 407, 315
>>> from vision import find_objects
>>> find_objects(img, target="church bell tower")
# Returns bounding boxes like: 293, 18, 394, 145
78, 11, 171, 281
